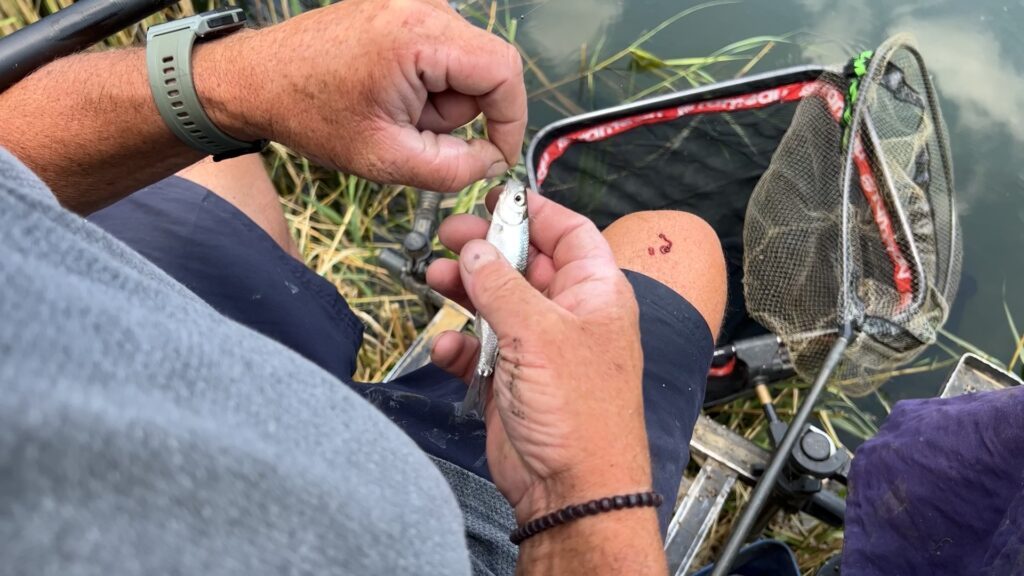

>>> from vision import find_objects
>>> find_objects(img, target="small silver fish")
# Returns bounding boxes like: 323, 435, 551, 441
461, 179, 529, 418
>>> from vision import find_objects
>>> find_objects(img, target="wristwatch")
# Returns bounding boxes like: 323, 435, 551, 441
146, 7, 266, 160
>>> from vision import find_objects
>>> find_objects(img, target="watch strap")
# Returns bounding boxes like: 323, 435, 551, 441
146, 10, 265, 160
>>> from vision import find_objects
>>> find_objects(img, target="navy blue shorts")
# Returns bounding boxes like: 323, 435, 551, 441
90, 176, 713, 533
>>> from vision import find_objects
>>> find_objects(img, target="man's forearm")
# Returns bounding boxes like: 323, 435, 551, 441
0, 32, 261, 214
0, 47, 196, 212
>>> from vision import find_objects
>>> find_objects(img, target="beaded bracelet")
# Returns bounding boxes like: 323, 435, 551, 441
509, 491, 664, 545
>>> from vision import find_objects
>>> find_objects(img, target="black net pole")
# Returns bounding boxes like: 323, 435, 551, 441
0, 0, 179, 92
709, 328, 851, 576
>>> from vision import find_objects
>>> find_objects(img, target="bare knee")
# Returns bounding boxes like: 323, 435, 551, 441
602, 210, 726, 338
176, 154, 301, 260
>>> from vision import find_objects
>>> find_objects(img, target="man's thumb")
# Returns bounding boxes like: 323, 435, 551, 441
459, 239, 551, 331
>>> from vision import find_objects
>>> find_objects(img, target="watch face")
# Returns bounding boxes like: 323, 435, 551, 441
196, 8, 246, 38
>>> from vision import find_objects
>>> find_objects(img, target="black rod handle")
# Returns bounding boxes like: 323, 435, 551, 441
0, 0, 180, 92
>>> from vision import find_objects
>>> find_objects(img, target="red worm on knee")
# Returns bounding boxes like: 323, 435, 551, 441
647, 234, 673, 256
658, 233, 673, 254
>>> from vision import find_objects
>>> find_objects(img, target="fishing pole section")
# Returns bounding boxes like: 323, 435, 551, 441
0, 0, 180, 92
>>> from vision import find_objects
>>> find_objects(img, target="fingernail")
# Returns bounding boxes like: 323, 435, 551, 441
486, 161, 509, 179
461, 240, 498, 273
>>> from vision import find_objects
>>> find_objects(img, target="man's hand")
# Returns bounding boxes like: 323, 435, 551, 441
427, 191, 667, 573
205, 0, 527, 192
0, 0, 525, 211
427, 188, 657, 517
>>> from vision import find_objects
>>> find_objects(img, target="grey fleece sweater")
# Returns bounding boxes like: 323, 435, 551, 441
0, 148, 482, 575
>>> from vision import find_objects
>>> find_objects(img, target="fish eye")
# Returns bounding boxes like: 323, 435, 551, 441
513, 194, 524, 203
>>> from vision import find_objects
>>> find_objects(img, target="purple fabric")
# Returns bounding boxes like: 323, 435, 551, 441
844, 386, 1024, 575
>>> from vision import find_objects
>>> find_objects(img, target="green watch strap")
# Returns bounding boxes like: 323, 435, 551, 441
146, 8, 265, 160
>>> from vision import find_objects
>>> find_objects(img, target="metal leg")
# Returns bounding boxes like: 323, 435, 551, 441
665, 458, 738, 575
939, 353, 1022, 398
383, 301, 471, 382
665, 416, 771, 575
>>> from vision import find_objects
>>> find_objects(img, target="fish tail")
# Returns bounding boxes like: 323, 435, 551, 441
460, 371, 491, 420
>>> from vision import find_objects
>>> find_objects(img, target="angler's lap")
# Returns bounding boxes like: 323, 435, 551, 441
90, 174, 714, 535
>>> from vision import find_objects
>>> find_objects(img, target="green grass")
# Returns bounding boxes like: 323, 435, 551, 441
2, 1, 1018, 572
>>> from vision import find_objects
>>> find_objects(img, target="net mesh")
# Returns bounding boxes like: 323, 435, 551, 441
743, 35, 961, 395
